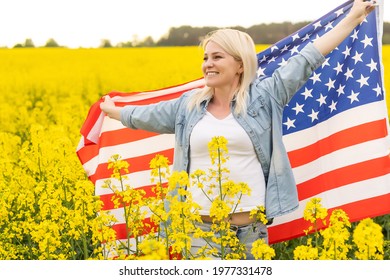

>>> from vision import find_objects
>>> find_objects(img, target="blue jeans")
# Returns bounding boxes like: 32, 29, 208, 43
189, 221, 268, 260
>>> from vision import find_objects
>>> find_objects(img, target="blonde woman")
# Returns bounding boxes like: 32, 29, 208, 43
100, 0, 376, 259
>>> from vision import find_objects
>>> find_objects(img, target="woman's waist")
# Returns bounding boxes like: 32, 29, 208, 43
200, 211, 256, 226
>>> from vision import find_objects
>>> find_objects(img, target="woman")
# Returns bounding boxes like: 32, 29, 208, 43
100, 0, 376, 259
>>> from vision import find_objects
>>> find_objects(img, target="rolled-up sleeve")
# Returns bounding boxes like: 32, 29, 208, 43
120, 98, 180, 134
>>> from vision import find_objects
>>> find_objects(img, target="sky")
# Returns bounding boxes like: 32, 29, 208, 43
0, 0, 388, 48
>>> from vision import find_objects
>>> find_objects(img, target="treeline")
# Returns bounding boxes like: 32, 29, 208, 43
7, 21, 390, 48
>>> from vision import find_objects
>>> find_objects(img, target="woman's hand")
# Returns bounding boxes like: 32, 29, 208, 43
100, 95, 122, 121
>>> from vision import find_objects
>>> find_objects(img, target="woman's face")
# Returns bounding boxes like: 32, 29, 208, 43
202, 41, 242, 92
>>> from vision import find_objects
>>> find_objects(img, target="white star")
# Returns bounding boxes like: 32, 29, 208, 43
328, 100, 337, 112
325, 78, 336, 91
302, 34, 311, 42
366, 59, 378, 72
289, 45, 300, 55
257, 66, 266, 77
361, 35, 373, 48
308, 109, 319, 122
313, 21, 322, 30
356, 74, 369, 88
336, 84, 346, 97
259, 55, 268, 63
280, 45, 290, 53
342, 46, 351, 58
350, 29, 359, 41
348, 90, 360, 103
292, 102, 305, 115
310, 72, 321, 84
292, 33, 300, 41
278, 58, 288, 67
283, 118, 296, 130
316, 94, 327, 106
321, 57, 330, 68
335, 8, 344, 17
301, 87, 313, 100
271, 45, 279, 53
344, 67, 354, 80
352, 51, 363, 64
333, 62, 344, 75
325, 21, 334, 31
373, 83, 382, 96
267, 56, 276, 64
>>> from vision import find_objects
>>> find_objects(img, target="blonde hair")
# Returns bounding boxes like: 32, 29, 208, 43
188, 29, 258, 115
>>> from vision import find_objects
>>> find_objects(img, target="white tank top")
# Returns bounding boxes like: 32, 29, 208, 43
189, 111, 266, 215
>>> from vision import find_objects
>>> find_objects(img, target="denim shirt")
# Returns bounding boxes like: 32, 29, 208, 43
121, 43, 325, 219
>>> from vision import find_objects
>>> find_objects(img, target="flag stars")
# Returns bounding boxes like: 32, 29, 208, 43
361, 35, 373, 48
278, 58, 288, 67
316, 93, 327, 106
347, 90, 360, 103
356, 74, 369, 88
292, 33, 301, 41
292, 102, 305, 115
325, 21, 334, 31
301, 87, 313, 100
325, 78, 336, 91
350, 29, 359, 41
336, 84, 346, 97
373, 83, 382, 96
344, 67, 354, 80
308, 109, 319, 122
333, 62, 344, 75
342, 46, 351, 58
310, 72, 322, 84
289, 45, 300, 55
313, 21, 322, 30
352, 51, 363, 64
328, 100, 338, 112
321, 57, 330, 68
283, 117, 296, 130
366, 59, 378, 72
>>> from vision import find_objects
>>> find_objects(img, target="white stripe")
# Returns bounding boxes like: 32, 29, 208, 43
98, 134, 174, 163
270, 173, 390, 227
109, 79, 204, 103
292, 137, 390, 184
94, 167, 171, 196
282, 101, 389, 151
106, 206, 152, 224
82, 134, 175, 178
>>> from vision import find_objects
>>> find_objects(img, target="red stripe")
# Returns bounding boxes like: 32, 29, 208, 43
100, 183, 167, 211
268, 193, 390, 244
112, 217, 158, 240
76, 143, 99, 168
99, 128, 160, 148
297, 156, 390, 201
287, 119, 389, 168
89, 148, 174, 184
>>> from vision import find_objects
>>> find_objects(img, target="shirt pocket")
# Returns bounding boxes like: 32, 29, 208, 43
247, 96, 271, 131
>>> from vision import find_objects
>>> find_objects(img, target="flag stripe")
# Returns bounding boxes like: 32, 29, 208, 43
287, 118, 388, 168
297, 155, 390, 201
282, 101, 388, 151
268, 193, 390, 244
90, 148, 174, 184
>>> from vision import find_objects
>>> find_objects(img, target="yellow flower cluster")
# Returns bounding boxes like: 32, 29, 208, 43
294, 198, 385, 260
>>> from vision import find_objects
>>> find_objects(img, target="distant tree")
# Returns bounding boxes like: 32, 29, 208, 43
138, 36, 155, 47
44, 38, 60, 47
116, 41, 133, 48
24, 38, 35, 48
13, 43, 24, 48
100, 39, 112, 48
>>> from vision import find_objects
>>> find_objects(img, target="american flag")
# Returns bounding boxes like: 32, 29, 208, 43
77, 0, 390, 247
